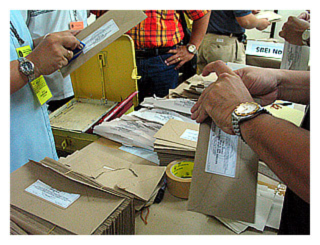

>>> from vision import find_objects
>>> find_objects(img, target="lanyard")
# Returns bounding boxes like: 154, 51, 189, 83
10, 21, 24, 46
69, 10, 78, 22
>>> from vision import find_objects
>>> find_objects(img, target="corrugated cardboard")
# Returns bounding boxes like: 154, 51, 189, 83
187, 119, 259, 223
61, 10, 147, 77
10, 160, 131, 235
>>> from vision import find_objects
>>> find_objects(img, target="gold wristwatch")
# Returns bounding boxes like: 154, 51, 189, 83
231, 102, 270, 142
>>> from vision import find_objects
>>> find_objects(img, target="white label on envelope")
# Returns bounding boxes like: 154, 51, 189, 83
205, 122, 238, 178
82, 19, 119, 54
180, 129, 199, 142
25, 180, 80, 209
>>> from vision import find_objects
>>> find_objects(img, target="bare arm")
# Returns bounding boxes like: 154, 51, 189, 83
188, 11, 211, 50
241, 113, 310, 203
11, 30, 80, 94
236, 13, 270, 31
165, 11, 210, 69
191, 61, 310, 203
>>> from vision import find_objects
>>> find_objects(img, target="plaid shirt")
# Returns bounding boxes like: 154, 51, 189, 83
126, 10, 209, 49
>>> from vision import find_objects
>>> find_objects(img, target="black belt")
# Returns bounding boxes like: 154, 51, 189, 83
210, 32, 246, 42
135, 46, 175, 58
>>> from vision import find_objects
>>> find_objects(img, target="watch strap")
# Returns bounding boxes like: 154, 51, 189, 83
232, 107, 271, 143
18, 57, 35, 82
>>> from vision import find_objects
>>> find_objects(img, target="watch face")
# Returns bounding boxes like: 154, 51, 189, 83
188, 44, 196, 54
21, 60, 34, 76
302, 29, 310, 40
235, 102, 259, 116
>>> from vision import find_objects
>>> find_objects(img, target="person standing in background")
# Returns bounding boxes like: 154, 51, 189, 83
22, 10, 89, 112
197, 10, 270, 73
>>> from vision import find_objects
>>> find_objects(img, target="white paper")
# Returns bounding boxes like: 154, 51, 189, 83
246, 40, 284, 59
205, 122, 238, 178
82, 19, 119, 54
180, 129, 199, 142
25, 180, 80, 209
280, 42, 310, 71
120, 145, 160, 165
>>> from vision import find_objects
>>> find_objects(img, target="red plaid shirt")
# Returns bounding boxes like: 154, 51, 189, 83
126, 10, 209, 49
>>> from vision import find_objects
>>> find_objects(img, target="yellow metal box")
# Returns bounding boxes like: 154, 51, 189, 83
50, 35, 139, 153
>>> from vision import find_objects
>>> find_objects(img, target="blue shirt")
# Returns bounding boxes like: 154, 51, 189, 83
10, 10, 58, 173
207, 10, 252, 35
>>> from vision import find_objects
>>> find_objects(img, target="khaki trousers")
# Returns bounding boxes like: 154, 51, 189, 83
197, 33, 246, 73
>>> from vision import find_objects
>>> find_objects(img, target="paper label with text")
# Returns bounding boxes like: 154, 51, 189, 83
205, 122, 238, 178
25, 180, 80, 209
180, 129, 199, 142
82, 19, 119, 54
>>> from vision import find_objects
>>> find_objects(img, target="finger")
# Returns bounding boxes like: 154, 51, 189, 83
65, 49, 74, 61
165, 56, 180, 66
61, 35, 80, 50
205, 60, 236, 77
166, 49, 178, 54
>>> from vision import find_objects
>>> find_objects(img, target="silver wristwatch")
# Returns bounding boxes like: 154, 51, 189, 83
186, 43, 197, 54
232, 102, 270, 142
302, 29, 310, 46
18, 57, 35, 82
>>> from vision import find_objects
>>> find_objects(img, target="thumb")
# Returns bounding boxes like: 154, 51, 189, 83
202, 60, 236, 77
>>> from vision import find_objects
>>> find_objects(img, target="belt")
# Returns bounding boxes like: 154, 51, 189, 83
135, 46, 175, 58
210, 32, 246, 42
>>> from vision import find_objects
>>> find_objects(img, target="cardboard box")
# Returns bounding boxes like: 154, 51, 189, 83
10, 159, 135, 235
188, 119, 259, 223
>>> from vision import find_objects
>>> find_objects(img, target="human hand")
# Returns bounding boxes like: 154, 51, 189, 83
165, 45, 195, 70
252, 10, 261, 15
298, 11, 310, 22
191, 61, 254, 134
27, 30, 81, 77
256, 18, 271, 31
234, 66, 279, 106
279, 16, 310, 45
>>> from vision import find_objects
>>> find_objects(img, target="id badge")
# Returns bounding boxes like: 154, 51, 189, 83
16, 46, 52, 105
29, 76, 53, 105
16, 45, 32, 57
70, 21, 84, 30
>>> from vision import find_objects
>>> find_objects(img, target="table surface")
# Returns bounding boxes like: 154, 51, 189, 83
134, 190, 278, 235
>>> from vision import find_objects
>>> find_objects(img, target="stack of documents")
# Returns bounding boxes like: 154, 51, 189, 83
59, 138, 166, 210
10, 159, 135, 235
93, 97, 197, 154
153, 119, 199, 166
215, 183, 285, 234
168, 73, 217, 100
255, 11, 282, 22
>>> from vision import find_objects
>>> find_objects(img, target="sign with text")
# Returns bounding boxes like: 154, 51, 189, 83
246, 40, 284, 59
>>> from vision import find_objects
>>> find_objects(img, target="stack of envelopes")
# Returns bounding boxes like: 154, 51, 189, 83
58, 138, 166, 210
153, 119, 199, 166
168, 73, 217, 100
10, 159, 135, 235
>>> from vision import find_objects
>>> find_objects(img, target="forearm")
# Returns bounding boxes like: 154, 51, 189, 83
277, 69, 310, 104
10, 60, 29, 94
188, 12, 210, 49
237, 14, 265, 29
241, 113, 310, 203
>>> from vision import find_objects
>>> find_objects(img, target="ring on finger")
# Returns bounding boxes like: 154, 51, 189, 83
177, 57, 181, 61
67, 50, 74, 60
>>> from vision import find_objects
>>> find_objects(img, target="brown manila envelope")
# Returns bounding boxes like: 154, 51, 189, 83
59, 139, 166, 203
187, 119, 259, 223
153, 119, 199, 149
61, 10, 147, 77
10, 160, 127, 235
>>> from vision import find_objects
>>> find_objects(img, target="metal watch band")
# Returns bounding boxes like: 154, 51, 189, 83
18, 57, 35, 82
232, 107, 271, 143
